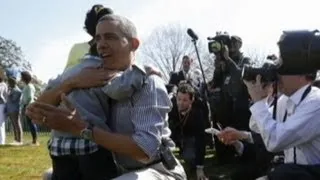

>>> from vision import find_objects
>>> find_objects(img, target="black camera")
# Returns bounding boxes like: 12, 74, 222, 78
278, 29, 320, 74
207, 33, 232, 54
242, 61, 278, 83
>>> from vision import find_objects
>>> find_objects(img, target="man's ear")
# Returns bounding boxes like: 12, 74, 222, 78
131, 38, 140, 51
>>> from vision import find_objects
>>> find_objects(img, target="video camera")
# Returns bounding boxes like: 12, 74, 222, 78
242, 30, 320, 82
207, 32, 232, 54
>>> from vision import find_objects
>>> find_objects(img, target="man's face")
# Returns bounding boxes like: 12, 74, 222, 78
176, 92, 193, 112
182, 57, 191, 72
230, 41, 241, 53
277, 75, 303, 96
95, 20, 136, 70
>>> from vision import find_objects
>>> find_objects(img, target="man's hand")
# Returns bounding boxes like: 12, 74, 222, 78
26, 94, 86, 135
217, 127, 248, 145
196, 167, 208, 180
67, 67, 119, 89
243, 75, 270, 103
222, 45, 231, 61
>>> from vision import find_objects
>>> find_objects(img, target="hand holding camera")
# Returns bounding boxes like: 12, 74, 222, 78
222, 44, 231, 62
243, 75, 271, 103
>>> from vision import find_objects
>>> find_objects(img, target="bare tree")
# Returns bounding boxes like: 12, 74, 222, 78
192, 47, 215, 82
140, 23, 212, 81
140, 23, 193, 80
244, 48, 269, 66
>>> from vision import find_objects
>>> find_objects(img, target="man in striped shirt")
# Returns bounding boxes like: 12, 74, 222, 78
35, 5, 148, 180
28, 14, 186, 180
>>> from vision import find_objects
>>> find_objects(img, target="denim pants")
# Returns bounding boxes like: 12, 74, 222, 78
181, 137, 196, 168
22, 106, 37, 141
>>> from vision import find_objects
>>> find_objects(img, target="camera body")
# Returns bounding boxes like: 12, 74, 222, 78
242, 30, 320, 82
208, 33, 232, 54
242, 61, 278, 83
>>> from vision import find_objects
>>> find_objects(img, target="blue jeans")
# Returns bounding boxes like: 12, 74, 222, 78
181, 137, 196, 168
23, 106, 38, 142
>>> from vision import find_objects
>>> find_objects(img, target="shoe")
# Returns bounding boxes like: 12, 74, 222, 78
9, 141, 23, 146
27, 142, 40, 146
31, 142, 40, 146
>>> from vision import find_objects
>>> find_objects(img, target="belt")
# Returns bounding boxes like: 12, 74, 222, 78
125, 159, 162, 171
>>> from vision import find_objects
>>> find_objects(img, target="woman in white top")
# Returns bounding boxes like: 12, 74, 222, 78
0, 76, 8, 145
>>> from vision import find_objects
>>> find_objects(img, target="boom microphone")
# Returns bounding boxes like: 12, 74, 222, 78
187, 28, 199, 40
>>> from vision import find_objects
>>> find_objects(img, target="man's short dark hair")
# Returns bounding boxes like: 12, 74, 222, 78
177, 82, 195, 100
98, 14, 138, 40
182, 55, 190, 61
21, 71, 32, 83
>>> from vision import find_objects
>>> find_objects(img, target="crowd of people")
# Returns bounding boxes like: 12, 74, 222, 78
2, 3, 320, 180
0, 71, 38, 146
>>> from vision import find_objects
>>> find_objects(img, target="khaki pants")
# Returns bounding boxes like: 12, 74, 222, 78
113, 160, 187, 180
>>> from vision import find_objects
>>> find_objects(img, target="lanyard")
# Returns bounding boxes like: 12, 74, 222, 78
282, 85, 312, 164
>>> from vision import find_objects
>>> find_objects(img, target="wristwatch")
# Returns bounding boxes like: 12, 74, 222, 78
80, 123, 94, 140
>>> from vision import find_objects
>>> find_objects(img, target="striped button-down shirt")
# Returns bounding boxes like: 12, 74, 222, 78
110, 74, 175, 170
47, 55, 147, 156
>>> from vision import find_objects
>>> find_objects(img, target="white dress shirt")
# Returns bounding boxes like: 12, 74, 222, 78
250, 84, 320, 165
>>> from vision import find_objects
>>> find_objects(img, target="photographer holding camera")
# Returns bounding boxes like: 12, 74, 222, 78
244, 30, 320, 180
209, 33, 252, 164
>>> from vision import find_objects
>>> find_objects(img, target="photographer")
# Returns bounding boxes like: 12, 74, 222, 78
168, 82, 207, 180
244, 30, 320, 180
210, 34, 251, 164
216, 81, 276, 180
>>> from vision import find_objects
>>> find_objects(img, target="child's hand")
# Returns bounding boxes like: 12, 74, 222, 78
67, 68, 119, 89
144, 65, 162, 77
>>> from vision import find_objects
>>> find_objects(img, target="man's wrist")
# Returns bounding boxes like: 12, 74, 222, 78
71, 119, 88, 136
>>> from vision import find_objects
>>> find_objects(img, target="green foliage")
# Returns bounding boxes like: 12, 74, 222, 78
0, 36, 31, 71
0, 36, 46, 96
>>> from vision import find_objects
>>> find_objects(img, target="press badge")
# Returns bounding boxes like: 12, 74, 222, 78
224, 76, 231, 85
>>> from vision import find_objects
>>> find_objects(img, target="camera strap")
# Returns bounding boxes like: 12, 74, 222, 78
282, 85, 312, 164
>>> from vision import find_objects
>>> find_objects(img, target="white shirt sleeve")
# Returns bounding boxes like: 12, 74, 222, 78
249, 96, 274, 134
250, 95, 320, 152
249, 115, 260, 134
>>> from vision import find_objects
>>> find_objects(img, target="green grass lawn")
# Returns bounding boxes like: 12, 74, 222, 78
0, 134, 232, 180
0, 134, 51, 180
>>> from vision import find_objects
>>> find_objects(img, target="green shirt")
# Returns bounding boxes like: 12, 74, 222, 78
20, 83, 35, 106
